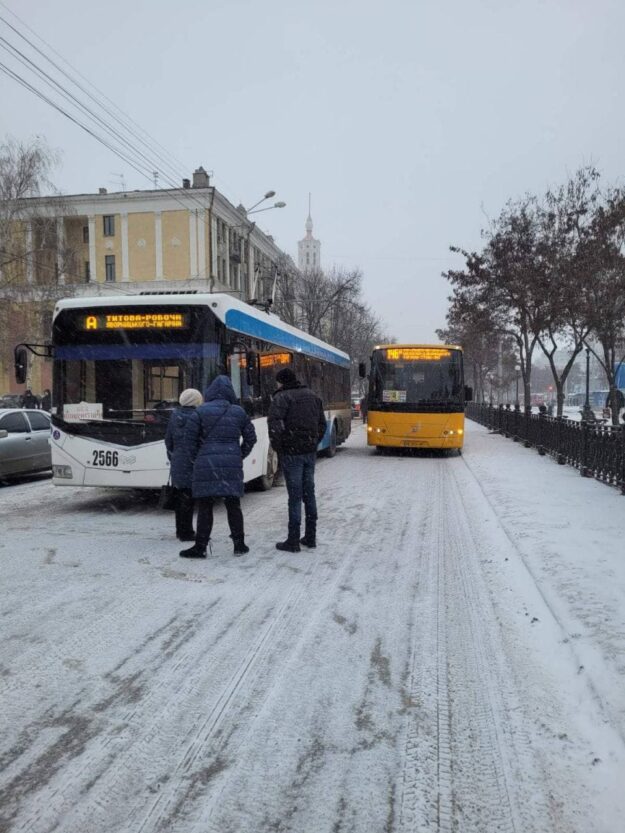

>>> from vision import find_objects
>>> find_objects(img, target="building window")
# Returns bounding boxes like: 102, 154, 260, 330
85, 261, 90, 282
105, 255, 116, 282
83, 225, 89, 243
103, 215, 115, 236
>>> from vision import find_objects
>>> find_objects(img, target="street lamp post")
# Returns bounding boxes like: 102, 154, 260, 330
514, 364, 520, 409
581, 345, 594, 421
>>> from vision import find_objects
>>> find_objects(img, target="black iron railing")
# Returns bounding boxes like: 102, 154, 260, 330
466, 403, 625, 494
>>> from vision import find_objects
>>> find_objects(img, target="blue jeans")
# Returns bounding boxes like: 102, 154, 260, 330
280, 453, 317, 537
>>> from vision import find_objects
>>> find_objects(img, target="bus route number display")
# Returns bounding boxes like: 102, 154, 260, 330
81, 312, 188, 331
386, 347, 451, 361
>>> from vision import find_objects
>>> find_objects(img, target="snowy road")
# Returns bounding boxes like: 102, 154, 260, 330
1, 422, 624, 833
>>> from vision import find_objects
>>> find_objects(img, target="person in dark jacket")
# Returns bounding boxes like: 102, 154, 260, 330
40, 389, 51, 412
21, 389, 39, 408
180, 375, 256, 558
165, 388, 203, 541
268, 367, 326, 552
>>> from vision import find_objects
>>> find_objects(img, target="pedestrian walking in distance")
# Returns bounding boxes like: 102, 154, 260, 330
165, 388, 203, 542
180, 375, 256, 559
268, 367, 327, 553
40, 389, 51, 412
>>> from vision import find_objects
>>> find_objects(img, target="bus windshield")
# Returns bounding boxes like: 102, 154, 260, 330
52, 305, 223, 425
370, 347, 463, 409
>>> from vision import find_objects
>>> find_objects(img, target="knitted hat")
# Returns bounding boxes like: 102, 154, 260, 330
276, 368, 297, 386
179, 388, 203, 407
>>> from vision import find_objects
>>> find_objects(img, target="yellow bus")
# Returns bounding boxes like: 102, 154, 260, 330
360, 344, 471, 452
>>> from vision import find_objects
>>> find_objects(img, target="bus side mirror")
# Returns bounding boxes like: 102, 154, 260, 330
464, 385, 473, 402
15, 346, 28, 385
358, 362, 367, 378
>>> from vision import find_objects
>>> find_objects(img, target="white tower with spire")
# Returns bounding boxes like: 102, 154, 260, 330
298, 194, 321, 272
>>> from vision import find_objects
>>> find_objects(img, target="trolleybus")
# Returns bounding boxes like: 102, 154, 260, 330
360, 343, 471, 451
16, 293, 351, 488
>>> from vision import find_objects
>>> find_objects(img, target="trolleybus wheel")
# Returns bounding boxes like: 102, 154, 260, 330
323, 422, 337, 458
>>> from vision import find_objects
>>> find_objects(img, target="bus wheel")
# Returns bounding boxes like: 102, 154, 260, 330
256, 449, 278, 491
324, 423, 337, 458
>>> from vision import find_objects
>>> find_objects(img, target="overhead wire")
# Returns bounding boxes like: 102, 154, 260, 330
0, 14, 221, 219
0, 60, 158, 184
0, 4, 283, 286
0, 34, 175, 182
0, 56, 219, 223
0, 1, 188, 182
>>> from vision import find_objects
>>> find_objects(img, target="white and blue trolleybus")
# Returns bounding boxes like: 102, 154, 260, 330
44, 293, 351, 489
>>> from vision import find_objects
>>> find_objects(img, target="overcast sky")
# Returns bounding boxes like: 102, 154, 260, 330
2, 0, 624, 342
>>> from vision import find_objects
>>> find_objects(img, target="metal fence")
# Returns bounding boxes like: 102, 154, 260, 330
466, 403, 625, 494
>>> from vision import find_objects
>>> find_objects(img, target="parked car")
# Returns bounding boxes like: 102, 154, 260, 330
0, 409, 52, 479
0, 394, 23, 409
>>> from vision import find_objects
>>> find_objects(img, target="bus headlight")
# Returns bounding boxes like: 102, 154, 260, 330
53, 465, 73, 479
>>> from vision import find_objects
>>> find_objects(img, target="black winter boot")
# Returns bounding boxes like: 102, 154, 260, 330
276, 537, 301, 553
179, 543, 207, 558
300, 518, 317, 548
233, 539, 249, 556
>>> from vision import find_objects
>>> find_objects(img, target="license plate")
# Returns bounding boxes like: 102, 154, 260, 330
402, 439, 426, 447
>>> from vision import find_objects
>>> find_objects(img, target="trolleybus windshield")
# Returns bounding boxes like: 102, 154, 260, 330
52, 305, 223, 426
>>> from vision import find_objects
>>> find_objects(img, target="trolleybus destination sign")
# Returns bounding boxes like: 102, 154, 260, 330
80, 312, 188, 331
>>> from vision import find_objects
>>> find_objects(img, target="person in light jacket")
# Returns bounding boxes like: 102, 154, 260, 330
165, 388, 203, 541
180, 376, 256, 558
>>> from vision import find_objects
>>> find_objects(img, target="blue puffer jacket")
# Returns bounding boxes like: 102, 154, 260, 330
186, 376, 257, 498
165, 406, 197, 489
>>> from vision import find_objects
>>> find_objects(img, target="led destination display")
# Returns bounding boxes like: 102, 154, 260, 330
81, 312, 188, 331
386, 347, 452, 361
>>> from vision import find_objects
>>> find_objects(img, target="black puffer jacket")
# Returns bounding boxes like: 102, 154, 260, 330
268, 382, 326, 455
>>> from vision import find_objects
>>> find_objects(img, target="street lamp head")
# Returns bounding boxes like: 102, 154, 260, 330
247, 201, 287, 215
246, 190, 279, 213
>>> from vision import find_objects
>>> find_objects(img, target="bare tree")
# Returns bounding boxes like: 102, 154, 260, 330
578, 187, 625, 424
273, 264, 390, 390
0, 136, 77, 387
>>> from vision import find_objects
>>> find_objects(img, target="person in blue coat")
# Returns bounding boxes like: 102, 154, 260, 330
180, 375, 257, 558
165, 388, 203, 541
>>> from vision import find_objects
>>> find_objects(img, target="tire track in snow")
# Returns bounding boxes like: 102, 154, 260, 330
132, 491, 390, 833
398, 457, 551, 832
